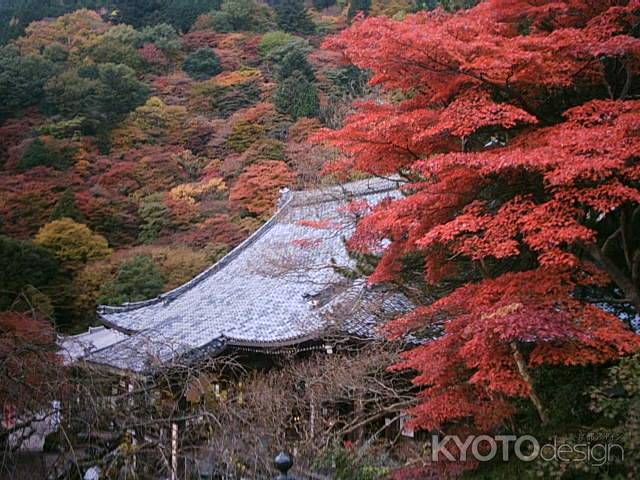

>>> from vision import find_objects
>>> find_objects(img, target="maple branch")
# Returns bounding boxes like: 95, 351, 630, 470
587, 243, 640, 314
382, 36, 542, 120
510, 342, 548, 425
619, 62, 633, 101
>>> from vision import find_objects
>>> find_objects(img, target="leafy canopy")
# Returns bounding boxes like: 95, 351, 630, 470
183, 47, 223, 80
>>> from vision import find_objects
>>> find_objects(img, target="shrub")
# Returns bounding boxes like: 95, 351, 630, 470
312, 0, 337, 9
227, 120, 265, 152
258, 31, 297, 56
348, 0, 372, 19
51, 189, 84, 222
277, 46, 315, 81
183, 48, 223, 80
98, 255, 164, 305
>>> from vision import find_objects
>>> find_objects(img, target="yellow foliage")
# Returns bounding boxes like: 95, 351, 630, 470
17, 9, 109, 56
370, 0, 414, 18
73, 148, 92, 177
111, 97, 188, 149
169, 177, 227, 204
35, 218, 111, 266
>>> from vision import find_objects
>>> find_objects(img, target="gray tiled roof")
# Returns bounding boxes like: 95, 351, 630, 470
81, 177, 411, 372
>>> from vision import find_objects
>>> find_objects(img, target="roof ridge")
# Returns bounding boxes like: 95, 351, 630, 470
289, 176, 403, 207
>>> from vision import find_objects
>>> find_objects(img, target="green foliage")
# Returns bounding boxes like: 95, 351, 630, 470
35, 218, 111, 267
202, 243, 229, 263
139, 23, 181, 54
275, 0, 315, 35
0, 46, 58, 120
418, 0, 479, 11
0, 0, 102, 44
45, 63, 149, 130
258, 30, 297, 56
98, 254, 164, 305
110, 0, 216, 32
94, 63, 151, 124
209, 0, 275, 33
326, 65, 370, 97
312, 0, 337, 9
86, 35, 143, 70
17, 139, 75, 172
37, 117, 88, 138
0, 235, 60, 311
227, 120, 265, 153
277, 46, 315, 81
138, 194, 171, 243
318, 446, 389, 480
265, 37, 312, 66
348, 0, 371, 19
274, 71, 319, 120
587, 354, 640, 477
183, 48, 223, 80
44, 69, 100, 121
43, 43, 69, 62
192, 80, 261, 118
51, 189, 84, 222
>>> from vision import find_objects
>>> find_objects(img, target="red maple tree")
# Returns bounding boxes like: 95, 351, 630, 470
315, 0, 640, 433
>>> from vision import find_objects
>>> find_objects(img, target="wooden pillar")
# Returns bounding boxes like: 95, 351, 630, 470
171, 422, 178, 480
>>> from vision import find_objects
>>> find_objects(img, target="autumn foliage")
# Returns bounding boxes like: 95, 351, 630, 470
316, 0, 640, 436
230, 160, 294, 216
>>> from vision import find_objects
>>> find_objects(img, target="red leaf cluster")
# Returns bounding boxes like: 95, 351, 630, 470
315, 0, 640, 434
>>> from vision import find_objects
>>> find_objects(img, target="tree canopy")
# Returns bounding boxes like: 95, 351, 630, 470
315, 0, 640, 452
35, 218, 111, 267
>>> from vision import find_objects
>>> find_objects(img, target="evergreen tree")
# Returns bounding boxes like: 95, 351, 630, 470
51, 189, 84, 222
0, 235, 60, 311
0, 46, 57, 121
277, 46, 315, 81
138, 194, 170, 243
98, 255, 164, 305
183, 48, 223, 80
275, 0, 315, 35
274, 71, 319, 120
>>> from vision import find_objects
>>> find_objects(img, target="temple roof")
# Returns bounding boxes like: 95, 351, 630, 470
61, 177, 412, 373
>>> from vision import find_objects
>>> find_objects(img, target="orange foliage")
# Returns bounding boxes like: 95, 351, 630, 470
229, 160, 294, 216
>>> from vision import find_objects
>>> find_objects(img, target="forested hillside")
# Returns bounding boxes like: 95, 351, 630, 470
0, 0, 383, 333
2, 1, 640, 478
